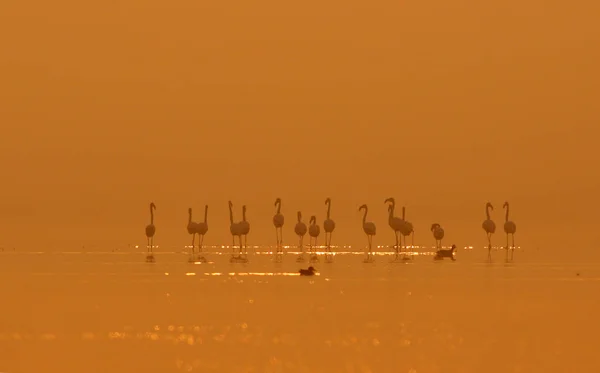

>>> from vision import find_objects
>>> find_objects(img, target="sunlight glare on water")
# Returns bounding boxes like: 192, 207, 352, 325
0, 247, 599, 373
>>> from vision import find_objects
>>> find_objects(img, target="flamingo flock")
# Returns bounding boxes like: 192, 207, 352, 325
143, 199, 518, 263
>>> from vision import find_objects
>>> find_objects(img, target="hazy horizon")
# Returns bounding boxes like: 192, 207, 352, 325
1, 0, 599, 251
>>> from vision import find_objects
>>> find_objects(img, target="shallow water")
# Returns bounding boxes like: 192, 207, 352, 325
1, 248, 598, 373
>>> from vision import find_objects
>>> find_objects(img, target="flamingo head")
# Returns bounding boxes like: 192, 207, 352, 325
430, 223, 440, 231
228, 200, 233, 208
358, 204, 367, 211
242, 205, 247, 213
150, 202, 156, 210
188, 207, 192, 214
205, 205, 208, 211
310, 215, 316, 224
486, 202, 493, 210
274, 198, 281, 206
384, 197, 395, 205
325, 197, 331, 205
503, 201, 509, 209
297, 211, 302, 220
308, 266, 315, 272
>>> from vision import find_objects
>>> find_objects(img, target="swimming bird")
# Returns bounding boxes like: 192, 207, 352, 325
145, 202, 156, 261
228, 201, 242, 256
482, 202, 496, 260
384, 198, 405, 258
196, 205, 209, 254
400, 206, 414, 253
308, 215, 321, 255
359, 204, 376, 258
434, 244, 456, 261
323, 198, 336, 253
431, 223, 445, 249
295, 211, 308, 254
187, 207, 199, 258
273, 198, 285, 254
503, 201, 517, 261
299, 266, 316, 276
239, 205, 250, 256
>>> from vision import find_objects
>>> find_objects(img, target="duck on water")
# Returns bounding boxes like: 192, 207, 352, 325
299, 266, 317, 276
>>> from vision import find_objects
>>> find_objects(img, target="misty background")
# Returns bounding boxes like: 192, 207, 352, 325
0, 0, 598, 251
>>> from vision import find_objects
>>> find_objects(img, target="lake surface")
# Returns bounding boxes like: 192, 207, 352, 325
1, 247, 598, 373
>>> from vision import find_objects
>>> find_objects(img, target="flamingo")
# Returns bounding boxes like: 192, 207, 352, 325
228, 201, 242, 256
196, 205, 209, 254
273, 198, 285, 254
482, 202, 496, 260
359, 204, 376, 258
401, 206, 414, 253
323, 198, 336, 253
145, 202, 156, 261
431, 223, 445, 249
503, 201, 517, 261
295, 211, 308, 254
239, 205, 250, 256
384, 197, 405, 258
187, 207, 199, 259
308, 215, 321, 257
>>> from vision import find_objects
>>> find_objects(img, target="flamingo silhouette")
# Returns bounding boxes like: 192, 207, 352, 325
384, 197, 405, 259
401, 206, 414, 253
359, 204, 376, 259
482, 202, 496, 260
503, 201, 517, 261
239, 205, 250, 256
308, 215, 321, 261
187, 207, 199, 259
431, 223, 444, 249
145, 202, 156, 262
295, 211, 308, 259
196, 205, 209, 255
228, 201, 242, 256
273, 198, 284, 254
323, 198, 336, 253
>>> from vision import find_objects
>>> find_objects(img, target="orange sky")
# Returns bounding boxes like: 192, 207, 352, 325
0, 0, 598, 251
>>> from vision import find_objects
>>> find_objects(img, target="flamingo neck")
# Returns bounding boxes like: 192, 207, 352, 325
276, 201, 281, 214
326, 202, 331, 219
228, 204, 234, 224
188, 210, 192, 224
505, 205, 509, 222
486, 205, 491, 220
297, 212, 301, 222
362, 208, 367, 224
402, 207, 406, 220
242, 208, 246, 221
204, 206, 208, 223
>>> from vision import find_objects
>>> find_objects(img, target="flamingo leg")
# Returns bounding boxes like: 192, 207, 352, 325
394, 232, 399, 259
510, 234, 515, 261
199, 234, 204, 253
232, 235, 236, 256
278, 228, 283, 253
487, 233, 492, 261
191, 234, 196, 258
147, 237, 150, 253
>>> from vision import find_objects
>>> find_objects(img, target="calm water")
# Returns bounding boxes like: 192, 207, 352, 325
1, 247, 599, 373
